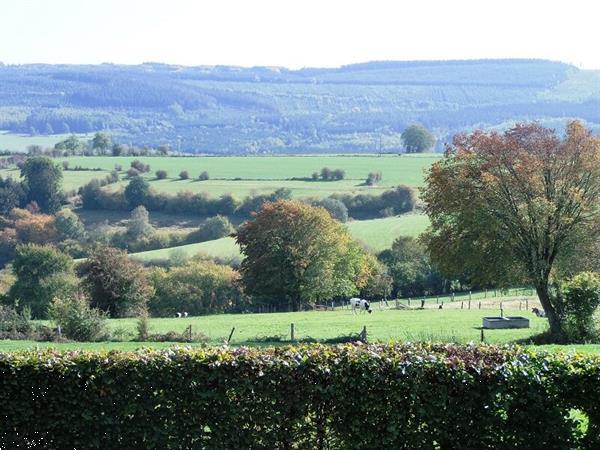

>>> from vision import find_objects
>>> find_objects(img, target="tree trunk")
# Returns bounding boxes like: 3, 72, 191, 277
535, 282, 564, 341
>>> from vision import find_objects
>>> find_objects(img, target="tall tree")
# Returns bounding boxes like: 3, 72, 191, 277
124, 176, 151, 208
20, 156, 63, 213
79, 247, 153, 317
8, 244, 76, 318
91, 132, 112, 155
421, 121, 600, 338
401, 125, 435, 153
235, 200, 368, 310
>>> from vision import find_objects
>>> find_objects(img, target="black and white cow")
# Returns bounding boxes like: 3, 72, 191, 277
350, 298, 372, 314
532, 307, 546, 318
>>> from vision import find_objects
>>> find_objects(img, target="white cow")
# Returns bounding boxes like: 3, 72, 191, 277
350, 298, 372, 314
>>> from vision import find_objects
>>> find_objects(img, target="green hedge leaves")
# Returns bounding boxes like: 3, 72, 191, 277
1, 343, 599, 449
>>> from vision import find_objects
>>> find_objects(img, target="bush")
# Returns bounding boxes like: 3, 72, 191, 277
0, 344, 599, 448
179, 170, 190, 180
313, 198, 348, 222
79, 247, 154, 318
366, 171, 382, 186
48, 296, 108, 342
148, 259, 243, 316
8, 244, 76, 319
188, 215, 233, 243
561, 272, 600, 342
155, 169, 168, 180
198, 171, 209, 181
0, 305, 32, 335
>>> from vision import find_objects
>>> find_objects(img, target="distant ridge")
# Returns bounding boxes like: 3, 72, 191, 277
0, 59, 597, 153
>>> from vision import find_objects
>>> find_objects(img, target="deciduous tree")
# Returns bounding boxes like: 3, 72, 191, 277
421, 121, 600, 338
235, 200, 367, 310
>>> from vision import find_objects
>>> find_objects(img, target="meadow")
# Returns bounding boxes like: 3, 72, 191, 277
2, 306, 598, 354
129, 213, 431, 261
0, 131, 93, 153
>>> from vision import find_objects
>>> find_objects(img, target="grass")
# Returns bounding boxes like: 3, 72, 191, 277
0, 308, 551, 350
0, 131, 93, 153
130, 236, 242, 262
128, 213, 431, 261
346, 214, 430, 251
2, 153, 439, 198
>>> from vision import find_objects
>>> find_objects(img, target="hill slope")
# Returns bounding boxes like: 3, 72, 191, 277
1, 59, 598, 153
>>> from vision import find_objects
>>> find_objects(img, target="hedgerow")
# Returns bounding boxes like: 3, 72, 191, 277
0, 343, 599, 449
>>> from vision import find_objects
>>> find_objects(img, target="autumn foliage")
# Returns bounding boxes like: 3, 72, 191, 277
422, 121, 600, 339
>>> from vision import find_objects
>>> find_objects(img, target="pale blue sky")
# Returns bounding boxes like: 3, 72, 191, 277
1, 0, 599, 69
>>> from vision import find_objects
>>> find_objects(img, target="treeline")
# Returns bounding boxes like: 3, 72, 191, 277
80, 176, 417, 220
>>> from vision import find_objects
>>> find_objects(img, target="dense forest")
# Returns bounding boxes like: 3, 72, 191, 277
0, 59, 599, 153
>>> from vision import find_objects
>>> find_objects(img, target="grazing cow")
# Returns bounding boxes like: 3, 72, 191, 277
350, 298, 372, 314
176, 312, 182, 318
532, 307, 546, 318
183, 312, 188, 317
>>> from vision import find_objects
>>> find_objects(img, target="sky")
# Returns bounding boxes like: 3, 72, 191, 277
1, 0, 599, 69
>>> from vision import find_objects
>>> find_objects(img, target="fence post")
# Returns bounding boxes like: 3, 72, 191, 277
361, 326, 367, 343
478, 301, 481, 309
291, 323, 295, 342
421, 299, 425, 309
500, 302, 504, 317
481, 328, 485, 342
526, 299, 529, 311
408, 298, 411, 306
468, 300, 471, 309
227, 327, 235, 344
485, 289, 487, 298
461, 301, 464, 309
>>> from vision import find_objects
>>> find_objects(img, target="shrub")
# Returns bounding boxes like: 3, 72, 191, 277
48, 296, 108, 342
198, 171, 209, 181
313, 198, 348, 222
130, 160, 150, 173
126, 167, 140, 178
148, 259, 243, 316
0, 344, 599, 448
561, 272, 600, 342
155, 169, 168, 180
0, 305, 32, 335
366, 171, 382, 186
8, 244, 76, 319
188, 215, 233, 243
79, 247, 154, 318
179, 170, 190, 180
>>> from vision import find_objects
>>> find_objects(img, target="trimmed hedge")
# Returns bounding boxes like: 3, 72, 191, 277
1, 343, 599, 449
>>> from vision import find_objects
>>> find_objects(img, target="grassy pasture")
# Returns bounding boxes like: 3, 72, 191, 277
129, 214, 431, 261
2, 153, 439, 198
1, 307, 598, 353
0, 132, 94, 153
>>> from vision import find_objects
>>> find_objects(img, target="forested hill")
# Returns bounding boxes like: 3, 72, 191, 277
1, 59, 599, 153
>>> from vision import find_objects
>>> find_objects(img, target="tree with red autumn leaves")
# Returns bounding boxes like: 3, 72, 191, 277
421, 121, 600, 339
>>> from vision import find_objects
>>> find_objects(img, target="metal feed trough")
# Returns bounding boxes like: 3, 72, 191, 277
482, 316, 530, 329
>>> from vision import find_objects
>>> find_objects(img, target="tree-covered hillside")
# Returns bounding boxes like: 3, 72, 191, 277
0, 59, 598, 153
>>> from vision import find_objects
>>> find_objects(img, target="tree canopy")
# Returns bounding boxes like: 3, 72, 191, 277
421, 121, 600, 338
20, 156, 63, 213
235, 200, 371, 310
401, 125, 435, 153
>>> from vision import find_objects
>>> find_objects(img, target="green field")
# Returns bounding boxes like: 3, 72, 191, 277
131, 236, 242, 262
346, 214, 430, 250
1, 308, 598, 354
129, 214, 431, 261
0, 131, 93, 153
1, 153, 439, 198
